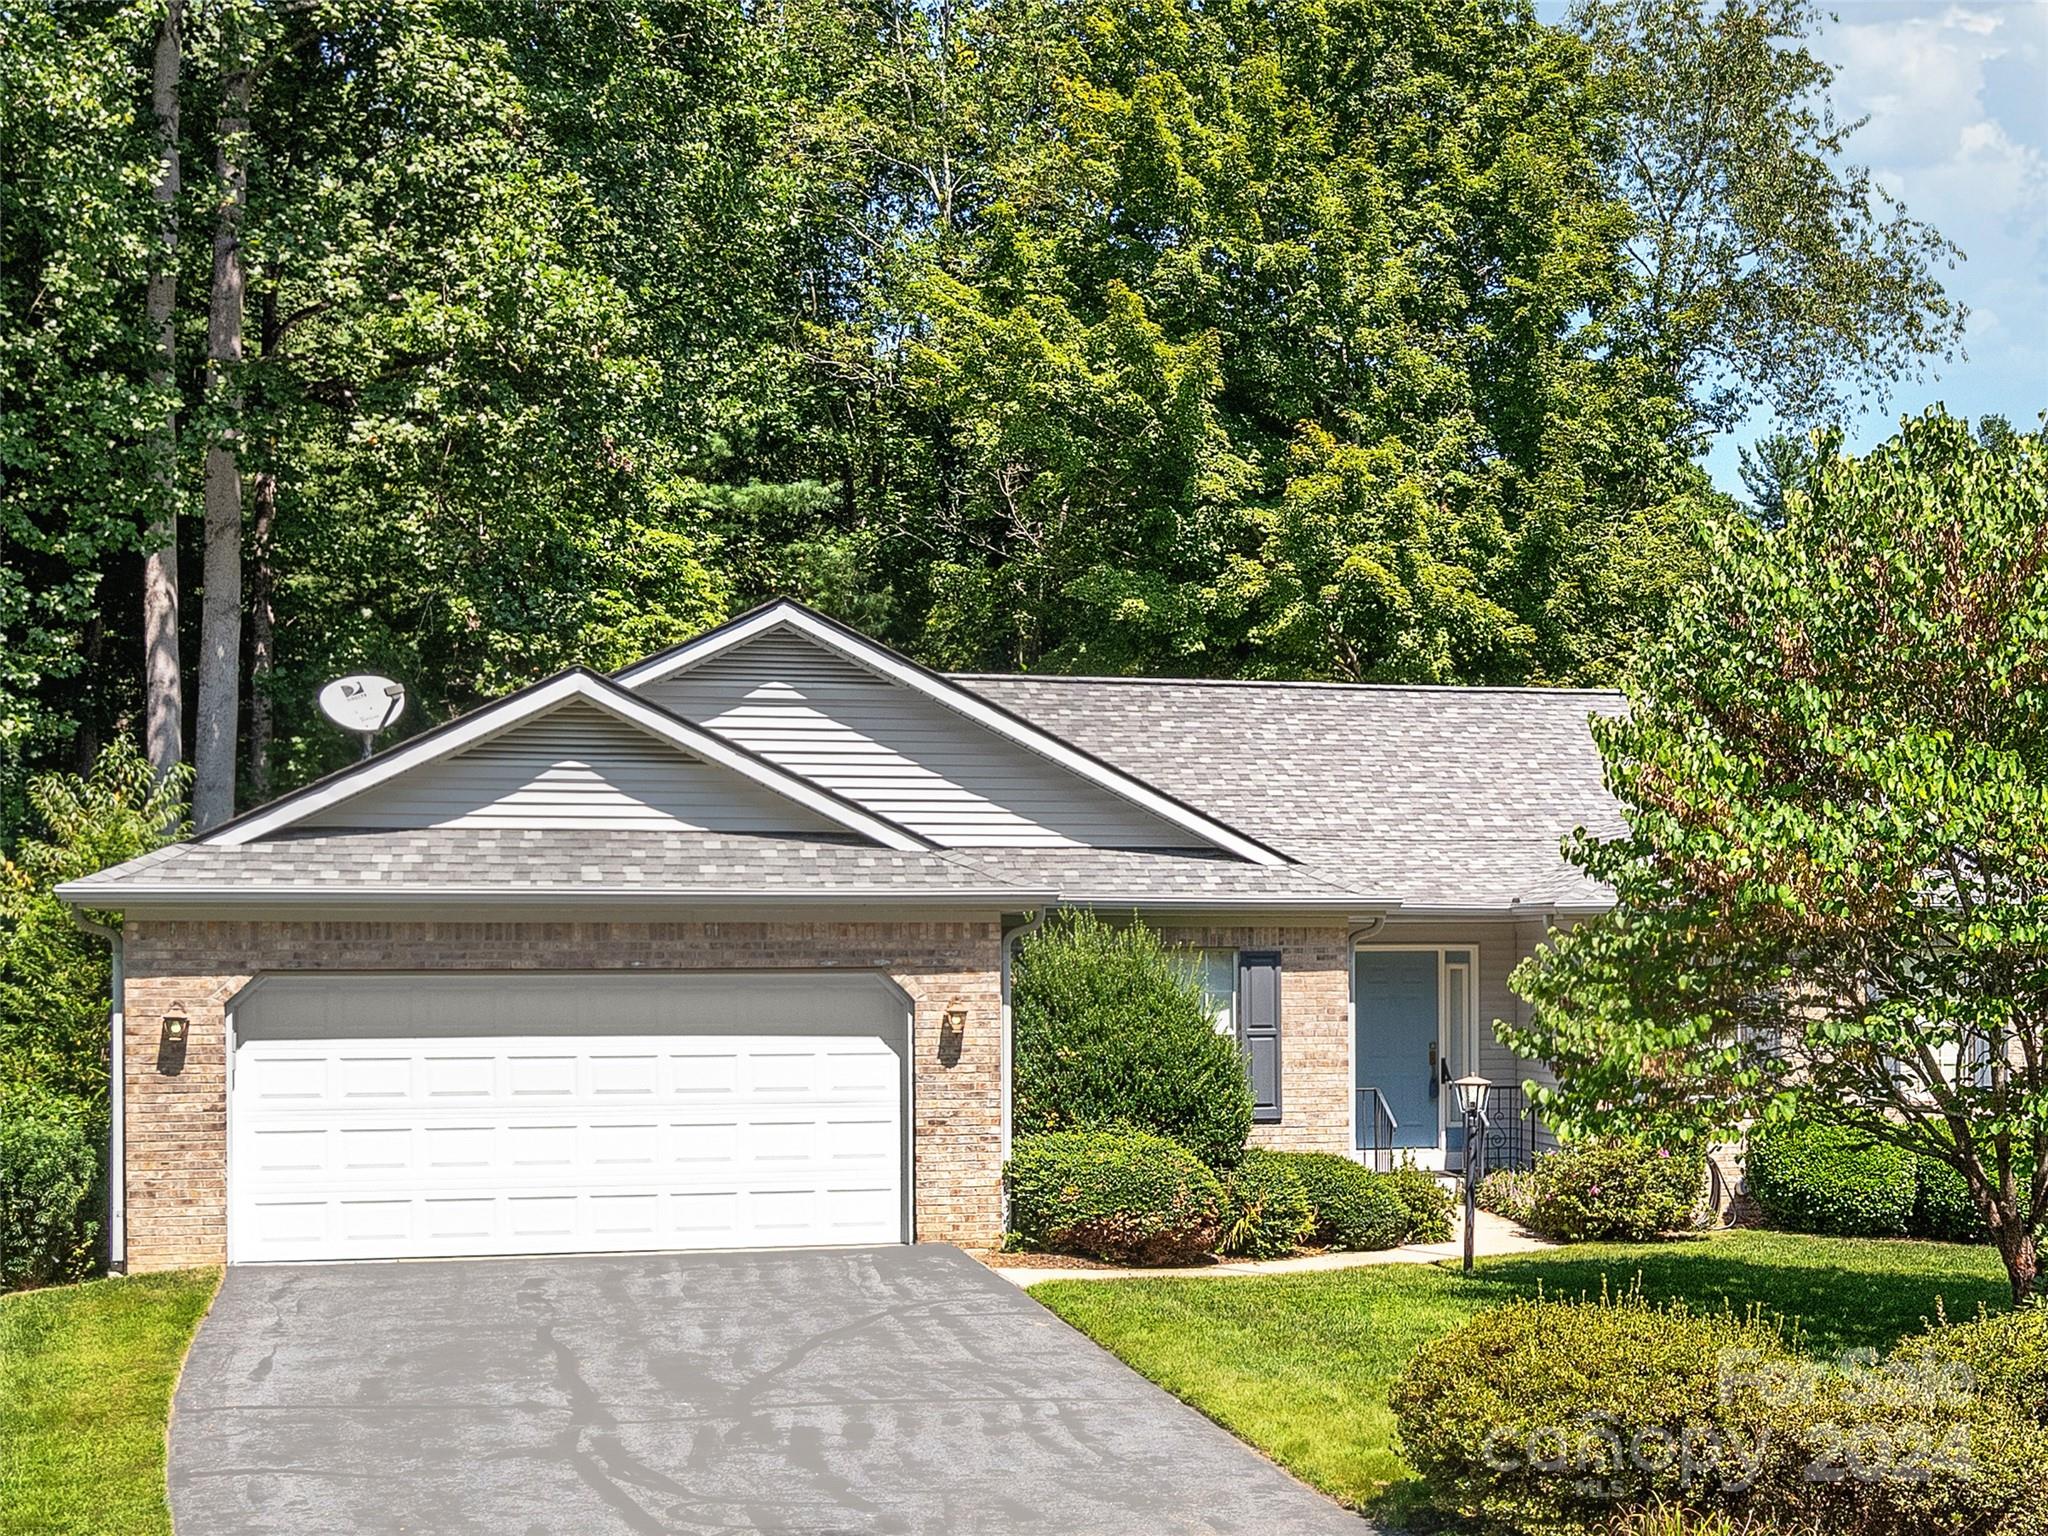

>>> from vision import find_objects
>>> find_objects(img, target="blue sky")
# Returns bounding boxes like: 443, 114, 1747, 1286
1542, 0, 2048, 494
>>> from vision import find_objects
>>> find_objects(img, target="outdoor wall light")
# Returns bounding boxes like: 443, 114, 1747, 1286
937, 1002, 967, 1066
160, 1009, 188, 1047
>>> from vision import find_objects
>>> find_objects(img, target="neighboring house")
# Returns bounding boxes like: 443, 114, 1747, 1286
60, 601, 1625, 1272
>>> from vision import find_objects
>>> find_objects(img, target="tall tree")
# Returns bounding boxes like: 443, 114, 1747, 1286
1508, 411, 2048, 1303
1577, 0, 1965, 434
191, 13, 251, 831
142, 0, 185, 781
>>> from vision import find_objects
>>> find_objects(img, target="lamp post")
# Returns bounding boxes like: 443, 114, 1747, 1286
1452, 1074, 1494, 1275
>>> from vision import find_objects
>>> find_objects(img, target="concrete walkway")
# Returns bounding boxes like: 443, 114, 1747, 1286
990, 1209, 1551, 1287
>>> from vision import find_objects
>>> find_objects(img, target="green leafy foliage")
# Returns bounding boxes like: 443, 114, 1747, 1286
1913, 1156, 1993, 1245
1518, 1141, 1705, 1243
1011, 912, 1252, 1169
1218, 1149, 1314, 1259
1479, 1167, 1541, 1225
7, 0, 1971, 832
1508, 412, 2048, 1301
1, 1084, 102, 1290
1255, 1150, 1407, 1252
1, 742, 187, 1109
1745, 1125, 1916, 1238
1004, 1129, 1223, 1265
1392, 1289, 2048, 1536
1384, 1157, 1456, 1244
1894, 1305, 2048, 1427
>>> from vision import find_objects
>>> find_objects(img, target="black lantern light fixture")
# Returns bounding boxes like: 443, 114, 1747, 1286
1451, 1074, 1493, 1275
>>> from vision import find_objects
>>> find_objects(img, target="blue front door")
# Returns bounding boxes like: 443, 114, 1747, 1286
1354, 950, 1440, 1150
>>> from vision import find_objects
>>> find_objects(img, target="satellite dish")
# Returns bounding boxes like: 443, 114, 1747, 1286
318, 674, 406, 758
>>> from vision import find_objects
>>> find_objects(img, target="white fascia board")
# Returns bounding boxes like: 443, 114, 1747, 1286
617, 602, 1291, 868
204, 670, 930, 852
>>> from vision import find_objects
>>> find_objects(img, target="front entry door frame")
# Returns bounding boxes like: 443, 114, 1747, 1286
1351, 944, 1479, 1167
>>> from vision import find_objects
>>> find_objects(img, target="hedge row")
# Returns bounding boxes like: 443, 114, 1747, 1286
1006, 1134, 1449, 1264
1476, 1139, 1705, 1243
1746, 1124, 2014, 1242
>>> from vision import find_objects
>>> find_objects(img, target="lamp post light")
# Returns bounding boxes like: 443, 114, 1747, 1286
1452, 1074, 1494, 1275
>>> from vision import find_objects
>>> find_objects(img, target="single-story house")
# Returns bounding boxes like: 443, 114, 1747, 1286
62, 600, 1625, 1272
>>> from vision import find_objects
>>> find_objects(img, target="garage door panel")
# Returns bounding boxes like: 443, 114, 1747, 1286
229, 974, 907, 1262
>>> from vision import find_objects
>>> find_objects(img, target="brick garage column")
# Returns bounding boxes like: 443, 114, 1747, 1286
118, 919, 1007, 1272
1158, 925, 1354, 1156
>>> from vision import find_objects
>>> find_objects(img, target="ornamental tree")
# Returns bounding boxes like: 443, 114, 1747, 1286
1506, 411, 2048, 1302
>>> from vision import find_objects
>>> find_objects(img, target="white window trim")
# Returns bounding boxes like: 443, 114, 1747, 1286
1349, 941, 1481, 1158
202, 670, 930, 851
614, 601, 1290, 867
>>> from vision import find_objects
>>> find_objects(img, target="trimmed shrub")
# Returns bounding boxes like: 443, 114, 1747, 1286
1478, 1166, 1539, 1226
1522, 1141, 1705, 1243
1391, 1291, 1793, 1532
1386, 1156, 1455, 1243
0, 1084, 101, 1289
1393, 1291, 2048, 1536
1910, 1154, 1991, 1243
1894, 1306, 2048, 1425
1745, 1124, 1914, 1237
1004, 1129, 1223, 1265
1256, 1150, 1406, 1251
1011, 912, 1254, 1169
1218, 1149, 1313, 1259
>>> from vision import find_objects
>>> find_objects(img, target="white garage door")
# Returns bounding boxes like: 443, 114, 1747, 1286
228, 972, 908, 1263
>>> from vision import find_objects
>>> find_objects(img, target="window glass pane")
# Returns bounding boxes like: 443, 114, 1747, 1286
1198, 949, 1237, 1037
1446, 960, 1471, 1077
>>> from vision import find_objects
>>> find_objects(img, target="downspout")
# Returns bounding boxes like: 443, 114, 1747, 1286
998, 908, 1047, 1163
69, 911, 125, 1273
1345, 914, 1392, 1161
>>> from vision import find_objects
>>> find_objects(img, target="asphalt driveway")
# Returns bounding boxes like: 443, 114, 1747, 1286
169, 1245, 1368, 1534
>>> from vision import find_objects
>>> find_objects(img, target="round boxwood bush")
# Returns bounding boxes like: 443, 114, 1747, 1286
1218, 1149, 1313, 1259
1746, 1124, 1915, 1237
1004, 1129, 1223, 1265
1254, 1150, 1406, 1251
1, 1083, 102, 1288
1012, 912, 1253, 1170
1521, 1140, 1705, 1243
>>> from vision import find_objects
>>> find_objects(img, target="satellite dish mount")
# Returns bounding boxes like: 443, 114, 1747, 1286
318, 675, 408, 760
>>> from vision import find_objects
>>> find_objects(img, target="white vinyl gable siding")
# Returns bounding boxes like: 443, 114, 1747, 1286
637, 627, 1210, 849
300, 701, 846, 835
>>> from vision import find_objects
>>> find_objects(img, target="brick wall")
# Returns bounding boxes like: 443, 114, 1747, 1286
1157, 925, 1354, 1155
119, 919, 1004, 1272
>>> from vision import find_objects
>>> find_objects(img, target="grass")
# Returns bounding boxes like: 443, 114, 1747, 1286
1031, 1230, 2011, 1521
0, 1270, 220, 1536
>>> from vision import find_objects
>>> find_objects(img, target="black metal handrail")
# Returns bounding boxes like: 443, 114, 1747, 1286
1473, 1084, 1543, 1174
1355, 1086, 1399, 1172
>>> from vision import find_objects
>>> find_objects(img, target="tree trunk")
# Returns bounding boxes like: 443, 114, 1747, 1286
192, 52, 251, 831
1993, 1219, 2038, 1307
142, 0, 184, 779
246, 288, 279, 800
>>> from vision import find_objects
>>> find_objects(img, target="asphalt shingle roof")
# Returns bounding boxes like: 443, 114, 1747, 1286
956, 676, 1626, 911
62, 672, 1627, 914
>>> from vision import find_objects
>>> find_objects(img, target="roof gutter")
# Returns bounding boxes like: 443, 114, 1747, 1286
66, 910, 123, 1273
55, 883, 1060, 909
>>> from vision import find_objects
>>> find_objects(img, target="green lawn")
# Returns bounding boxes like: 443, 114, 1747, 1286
0, 1270, 219, 1536
1031, 1231, 2011, 1522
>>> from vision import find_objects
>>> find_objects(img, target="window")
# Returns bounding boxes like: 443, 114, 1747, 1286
1195, 949, 1238, 1038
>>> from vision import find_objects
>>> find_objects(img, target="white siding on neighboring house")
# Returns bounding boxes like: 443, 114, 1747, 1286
637, 627, 1209, 849
301, 702, 845, 834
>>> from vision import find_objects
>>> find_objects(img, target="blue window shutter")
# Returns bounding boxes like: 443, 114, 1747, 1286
1239, 951, 1282, 1124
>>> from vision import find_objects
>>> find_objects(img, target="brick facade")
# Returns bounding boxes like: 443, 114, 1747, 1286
119, 919, 1004, 1272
